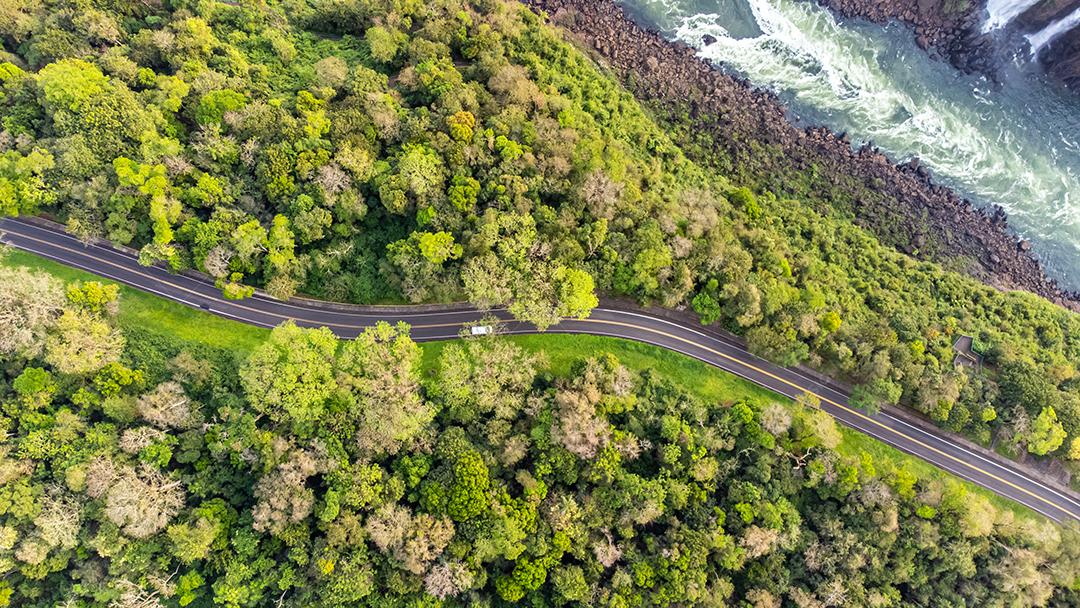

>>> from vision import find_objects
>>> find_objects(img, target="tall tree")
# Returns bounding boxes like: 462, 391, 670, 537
240, 321, 337, 433
0, 265, 65, 358
44, 308, 124, 374
335, 322, 431, 455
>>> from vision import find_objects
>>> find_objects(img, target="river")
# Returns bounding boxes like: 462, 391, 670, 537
618, 0, 1080, 291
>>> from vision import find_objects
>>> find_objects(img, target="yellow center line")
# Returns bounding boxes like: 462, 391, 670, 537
574, 318, 1070, 517
5, 230, 473, 331
5, 226, 1072, 518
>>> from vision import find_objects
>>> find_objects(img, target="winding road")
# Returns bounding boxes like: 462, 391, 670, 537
2, 216, 1079, 522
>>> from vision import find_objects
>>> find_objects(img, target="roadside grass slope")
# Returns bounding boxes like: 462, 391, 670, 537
2, 247, 1045, 524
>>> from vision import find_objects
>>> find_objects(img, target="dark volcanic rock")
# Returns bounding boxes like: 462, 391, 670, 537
813, 0, 997, 79
524, 0, 1077, 308
1041, 21, 1080, 88
814, 0, 1080, 94
1015, 0, 1080, 32
702, 33, 717, 45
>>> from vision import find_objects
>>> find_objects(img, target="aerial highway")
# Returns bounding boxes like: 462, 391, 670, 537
2, 216, 1079, 523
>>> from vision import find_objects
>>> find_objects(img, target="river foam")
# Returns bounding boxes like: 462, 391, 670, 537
983, 0, 1043, 32
620, 0, 1080, 290
1027, 5, 1080, 55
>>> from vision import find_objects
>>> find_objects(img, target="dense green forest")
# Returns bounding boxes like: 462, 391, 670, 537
0, 262, 1077, 606
1, 1, 1080, 470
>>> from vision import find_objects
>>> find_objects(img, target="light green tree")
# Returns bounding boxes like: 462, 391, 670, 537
553, 266, 598, 320
380, 144, 445, 214
232, 219, 268, 267
416, 231, 462, 265
65, 280, 119, 316
366, 26, 403, 64
240, 321, 338, 433
45, 309, 125, 375
266, 214, 297, 272
114, 157, 180, 263
0, 148, 55, 216
36, 59, 109, 111
502, 262, 598, 331
195, 89, 246, 125
1027, 406, 1067, 456
335, 322, 432, 455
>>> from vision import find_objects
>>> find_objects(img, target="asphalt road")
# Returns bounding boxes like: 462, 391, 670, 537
3, 216, 1079, 522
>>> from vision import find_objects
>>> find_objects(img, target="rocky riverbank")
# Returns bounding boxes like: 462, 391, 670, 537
524, 0, 1079, 309
814, 0, 1080, 90
1045, 25, 1080, 87
814, 0, 996, 73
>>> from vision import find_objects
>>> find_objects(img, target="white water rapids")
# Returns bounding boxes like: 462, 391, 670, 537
983, 0, 1042, 32
619, 0, 1080, 290
1027, 5, 1080, 55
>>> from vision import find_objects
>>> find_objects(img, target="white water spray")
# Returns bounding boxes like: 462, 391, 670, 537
1027, 5, 1080, 55
982, 0, 1042, 33
619, 0, 1080, 289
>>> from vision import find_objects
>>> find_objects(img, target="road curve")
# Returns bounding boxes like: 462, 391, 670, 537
2, 216, 1079, 523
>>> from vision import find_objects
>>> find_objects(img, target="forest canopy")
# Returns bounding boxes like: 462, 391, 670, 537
2, 0, 1080, 476
0, 261, 1077, 607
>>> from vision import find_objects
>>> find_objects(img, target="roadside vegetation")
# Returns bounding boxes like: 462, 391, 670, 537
1, 248, 1048, 522
2, 0, 1079, 472
0, 248, 269, 354
2, 249, 1077, 606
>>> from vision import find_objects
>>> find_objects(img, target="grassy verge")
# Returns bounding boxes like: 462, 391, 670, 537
420, 333, 778, 403
1, 249, 269, 356
488, 334, 1043, 524
3, 248, 1047, 524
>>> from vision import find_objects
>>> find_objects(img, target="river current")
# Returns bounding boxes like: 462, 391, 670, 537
619, 0, 1080, 291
